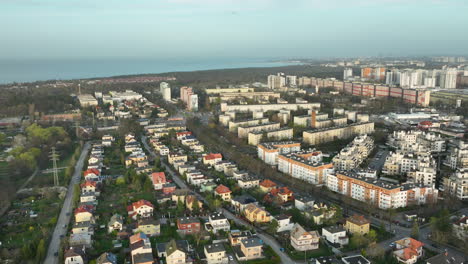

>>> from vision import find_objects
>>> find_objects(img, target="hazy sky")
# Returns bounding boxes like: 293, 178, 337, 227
1, 0, 467, 60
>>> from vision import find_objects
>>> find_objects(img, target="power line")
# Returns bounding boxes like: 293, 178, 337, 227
49, 147, 60, 186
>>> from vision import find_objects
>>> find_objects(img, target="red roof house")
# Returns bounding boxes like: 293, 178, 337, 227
127, 200, 154, 220
151, 172, 167, 190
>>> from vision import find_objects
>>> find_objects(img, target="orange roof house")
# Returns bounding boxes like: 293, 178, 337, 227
84, 168, 100, 177
393, 237, 424, 264
215, 184, 232, 202
151, 172, 167, 190
203, 153, 223, 165
264, 187, 294, 204
259, 179, 277, 192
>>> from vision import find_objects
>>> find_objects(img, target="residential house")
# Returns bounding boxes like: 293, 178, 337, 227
83, 168, 100, 182
393, 237, 424, 264
205, 212, 230, 233
235, 237, 263, 261
177, 217, 201, 235
97, 252, 117, 264
275, 214, 294, 232
215, 185, 232, 202
74, 205, 94, 223
162, 239, 189, 264
156, 240, 191, 259
127, 200, 154, 220
322, 226, 349, 247
168, 152, 188, 165
290, 223, 320, 251
294, 195, 315, 211
185, 195, 203, 211
259, 179, 277, 193
205, 243, 228, 264
151, 172, 167, 190
453, 215, 468, 240
64, 247, 86, 264
129, 233, 153, 264
264, 187, 294, 204
69, 233, 92, 248
108, 214, 124, 233
203, 153, 223, 166
345, 215, 370, 235
72, 221, 94, 235
244, 203, 271, 223
308, 204, 336, 225
231, 195, 257, 213
172, 189, 190, 203
80, 181, 99, 194
135, 218, 161, 236
312, 256, 341, 264
80, 192, 97, 204
237, 175, 260, 189
229, 229, 253, 246
162, 183, 177, 194
342, 255, 371, 264
426, 252, 466, 264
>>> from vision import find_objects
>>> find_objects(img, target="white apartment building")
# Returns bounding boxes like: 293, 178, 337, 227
257, 141, 301, 165
443, 168, 468, 200
332, 135, 374, 171
445, 140, 468, 169
326, 172, 438, 209
278, 150, 334, 186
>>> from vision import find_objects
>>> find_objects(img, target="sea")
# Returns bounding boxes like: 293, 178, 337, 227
0, 57, 301, 84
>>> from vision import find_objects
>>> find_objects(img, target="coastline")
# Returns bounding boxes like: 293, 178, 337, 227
0, 58, 302, 84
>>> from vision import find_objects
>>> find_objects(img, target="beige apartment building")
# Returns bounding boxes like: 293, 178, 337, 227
303, 122, 375, 145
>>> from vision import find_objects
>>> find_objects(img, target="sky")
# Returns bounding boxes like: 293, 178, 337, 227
0, 0, 467, 60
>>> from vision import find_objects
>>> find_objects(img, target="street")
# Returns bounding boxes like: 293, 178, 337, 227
44, 142, 91, 264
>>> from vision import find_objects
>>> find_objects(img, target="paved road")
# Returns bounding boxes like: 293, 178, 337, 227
142, 136, 299, 263
44, 142, 91, 264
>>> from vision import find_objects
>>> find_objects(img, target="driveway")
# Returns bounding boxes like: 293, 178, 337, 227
44, 142, 91, 264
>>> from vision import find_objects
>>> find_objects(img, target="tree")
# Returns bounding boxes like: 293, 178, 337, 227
35, 239, 46, 263
411, 222, 420, 240
366, 243, 385, 258
267, 220, 279, 234
192, 198, 200, 214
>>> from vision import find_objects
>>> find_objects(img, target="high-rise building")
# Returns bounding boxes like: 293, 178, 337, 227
440, 69, 458, 89
343, 68, 353, 81
180, 86, 198, 111
268, 73, 286, 89
160, 82, 171, 101
286, 75, 297, 86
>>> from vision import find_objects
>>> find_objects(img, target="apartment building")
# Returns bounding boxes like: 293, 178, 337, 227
220, 102, 320, 113
180, 86, 198, 111
278, 150, 334, 186
332, 135, 374, 171
326, 172, 438, 209
443, 168, 468, 200
237, 122, 280, 138
303, 122, 375, 145
257, 141, 301, 166
388, 130, 446, 153
228, 118, 269, 132
445, 140, 468, 169
248, 127, 293, 146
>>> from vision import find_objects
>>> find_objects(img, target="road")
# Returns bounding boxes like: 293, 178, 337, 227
142, 136, 299, 263
44, 142, 91, 264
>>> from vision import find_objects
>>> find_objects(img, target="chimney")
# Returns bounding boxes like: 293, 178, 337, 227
311, 110, 317, 128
